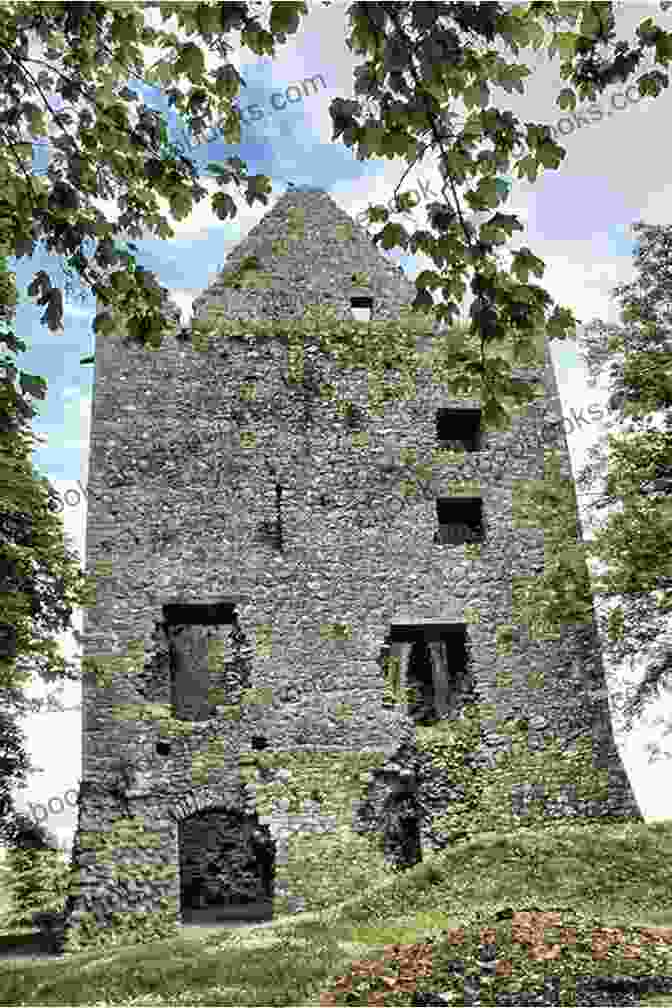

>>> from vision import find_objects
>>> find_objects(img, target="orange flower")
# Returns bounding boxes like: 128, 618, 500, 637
443, 927, 466, 944
529, 942, 562, 961
593, 927, 625, 945
638, 927, 672, 945
511, 909, 565, 949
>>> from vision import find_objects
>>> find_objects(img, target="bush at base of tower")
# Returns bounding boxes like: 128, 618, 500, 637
61, 902, 181, 955
1, 847, 70, 931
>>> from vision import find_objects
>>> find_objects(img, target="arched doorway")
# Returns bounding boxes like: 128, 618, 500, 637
179, 808, 275, 924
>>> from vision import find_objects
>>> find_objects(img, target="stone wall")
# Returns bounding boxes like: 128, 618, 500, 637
61, 188, 641, 953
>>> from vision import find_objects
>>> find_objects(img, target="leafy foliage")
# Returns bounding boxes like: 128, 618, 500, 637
0, 252, 96, 692
2, 845, 70, 930
510, 451, 598, 639
572, 221, 672, 759
1, 1, 670, 420
0, 700, 44, 850
316, 900, 672, 1005
0, 805, 67, 931
0, 250, 95, 843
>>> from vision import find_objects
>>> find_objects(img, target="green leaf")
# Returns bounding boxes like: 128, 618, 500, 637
195, 5, 222, 36
110, 271, 133, 294
211, 192, 237, 221
546, 305, 579, 341
21, 102, 47, 137
93, 310, 116, 337
19, 372, 47, 400
151, 61, 173, 85
511, 248, 545, 284
214, 64, 244, 100
270, 3, 302, 37
205, 163, 231, 180
168, 190, 193, 220
416, 270, 441, 290
548, 31, 580, 61
557, 87, 578, 112
579, 6, 603, 39
14, 143, 33, 162
376, 222, 408, 252
462, 81, 490, 109
175, 42, 205, 81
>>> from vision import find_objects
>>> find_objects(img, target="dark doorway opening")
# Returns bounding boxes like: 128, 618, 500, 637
179, 809, 275, 925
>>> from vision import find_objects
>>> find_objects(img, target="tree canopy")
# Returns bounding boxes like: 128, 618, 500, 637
2, 2, 672, 409
574, 222, 672, 761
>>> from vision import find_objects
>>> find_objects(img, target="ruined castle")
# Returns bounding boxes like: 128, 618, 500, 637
62, 185, 641, 950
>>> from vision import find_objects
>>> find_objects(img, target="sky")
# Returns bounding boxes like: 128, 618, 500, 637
4, 0, 672, 854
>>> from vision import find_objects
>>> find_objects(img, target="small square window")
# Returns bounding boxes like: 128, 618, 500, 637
436, 408, 481, 452
351, 296, 373, 322
434, 497, 484, 545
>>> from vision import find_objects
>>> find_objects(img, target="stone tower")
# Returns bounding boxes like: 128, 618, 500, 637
63, 186, 640, 951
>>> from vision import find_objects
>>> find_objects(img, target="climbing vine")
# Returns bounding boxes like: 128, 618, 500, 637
415, 703, 618, 849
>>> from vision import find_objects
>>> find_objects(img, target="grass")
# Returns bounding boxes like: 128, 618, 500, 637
0, 818, 671, 1005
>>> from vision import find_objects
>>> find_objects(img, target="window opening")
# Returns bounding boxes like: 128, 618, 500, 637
436, 408, 482, 452
387, 624, 469, 726
434, 497, 484, 545
163, 601, 238, 721
350, 295, 373, 322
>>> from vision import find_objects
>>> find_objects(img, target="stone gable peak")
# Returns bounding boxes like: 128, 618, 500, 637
191, 186, 419, 327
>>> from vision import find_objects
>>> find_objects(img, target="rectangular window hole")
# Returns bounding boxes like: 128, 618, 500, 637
351, 295, 373, 322
386, 624, 469, 724
434, 497, 484, 545
163, 601, 239, 626
163, 601, 240, 722
436, 408, 482, 452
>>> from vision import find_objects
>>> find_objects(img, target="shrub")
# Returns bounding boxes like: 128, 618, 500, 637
3, 846, 71, 929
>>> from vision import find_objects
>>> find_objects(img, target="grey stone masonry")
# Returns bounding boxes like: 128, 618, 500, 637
63, 186, 641, 949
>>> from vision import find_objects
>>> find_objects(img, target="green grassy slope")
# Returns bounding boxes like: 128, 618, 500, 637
0, 819, 670, 1006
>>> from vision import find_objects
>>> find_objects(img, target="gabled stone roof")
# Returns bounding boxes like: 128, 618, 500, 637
191, 187, 421, 328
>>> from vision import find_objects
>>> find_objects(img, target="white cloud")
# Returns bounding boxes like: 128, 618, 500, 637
64, 304, 94, 320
